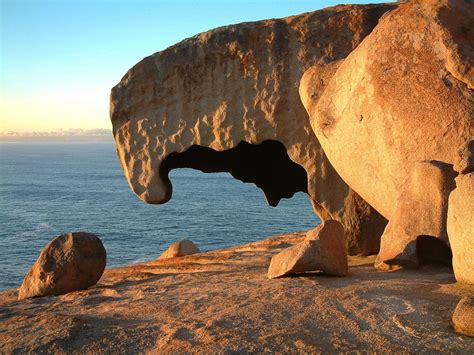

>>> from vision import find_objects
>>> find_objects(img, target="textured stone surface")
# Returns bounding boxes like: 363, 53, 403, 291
158, 240, 200, 260
375, 161, 456, 270
452, 296, 474, 337
18, 232, 106, 300
301, 0, 473, 270
448, 173, 474, 284
267, 220, 347, 278
1, 232, 473, 353
110, 3, 396, 255
454, 140, 474, 175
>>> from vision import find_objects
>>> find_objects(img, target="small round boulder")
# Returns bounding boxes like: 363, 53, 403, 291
158, 239, 200, 260
453, 296, 474, 337
18, 232, 106, 300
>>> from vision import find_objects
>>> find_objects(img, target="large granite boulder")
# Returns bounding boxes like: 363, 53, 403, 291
18, 232, 106, 300
267, 220, 348, 278
300, 0, 473, 271
448, 172, 474, 284
110, 3, 397, 255
158, 240, 201, 260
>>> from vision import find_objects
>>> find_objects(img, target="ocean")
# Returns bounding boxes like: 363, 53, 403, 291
0, 141, 319, 291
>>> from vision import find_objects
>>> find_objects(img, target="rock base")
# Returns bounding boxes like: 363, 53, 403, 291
1, 232, 472, 353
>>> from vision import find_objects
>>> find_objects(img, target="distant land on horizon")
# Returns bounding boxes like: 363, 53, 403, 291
0, 128, 113, 142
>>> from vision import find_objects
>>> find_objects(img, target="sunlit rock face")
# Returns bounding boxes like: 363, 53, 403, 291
300, 0, 473, 270
448, 172, 474, 285
158, 240, 201, 260
267, 220, 348, 279
18, 232, 106, 300
110, 3, 397, 255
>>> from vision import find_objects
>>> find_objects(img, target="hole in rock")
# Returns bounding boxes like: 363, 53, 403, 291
160, 140, 309, 207
416, 235, 452, 266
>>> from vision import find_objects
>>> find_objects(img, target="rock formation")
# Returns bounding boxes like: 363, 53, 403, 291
452, 296, 474, 337
158, 240, 201, 260
300, 0, 473, 271
110, 3, 397, 255
375, 161, 456, 270
448, 172, 474, 284
18, 232, 106, 300
267, 220, 347, 278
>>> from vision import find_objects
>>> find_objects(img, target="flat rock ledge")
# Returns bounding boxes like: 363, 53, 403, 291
1, 232, 473, 353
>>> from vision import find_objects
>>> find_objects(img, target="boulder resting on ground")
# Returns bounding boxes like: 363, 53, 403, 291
267, 220, 347, 278
18, 232, 106, 300
158, 240, 201, 260
110, 3, 397, 255
300, 0, 473, 273
452, 296, 474, 337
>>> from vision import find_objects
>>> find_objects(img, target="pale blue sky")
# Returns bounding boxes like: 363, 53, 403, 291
1, 0, 392, 132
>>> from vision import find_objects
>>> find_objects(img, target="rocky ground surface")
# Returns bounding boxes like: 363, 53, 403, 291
1, 232, 473, 353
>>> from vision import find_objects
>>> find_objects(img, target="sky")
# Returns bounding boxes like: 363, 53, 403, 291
1, 0, 392, 134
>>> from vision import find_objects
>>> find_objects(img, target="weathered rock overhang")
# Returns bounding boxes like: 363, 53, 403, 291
110, 3, 396, 255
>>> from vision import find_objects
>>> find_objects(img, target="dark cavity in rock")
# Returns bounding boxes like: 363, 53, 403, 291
416, 235, 453, 266
160, 140, 308, 207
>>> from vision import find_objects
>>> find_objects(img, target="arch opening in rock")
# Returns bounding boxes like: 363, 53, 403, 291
160, 140, 308, 207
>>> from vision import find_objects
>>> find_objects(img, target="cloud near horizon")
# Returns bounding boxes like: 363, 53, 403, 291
1, 0, 392, 133
0, 128, 113, 139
